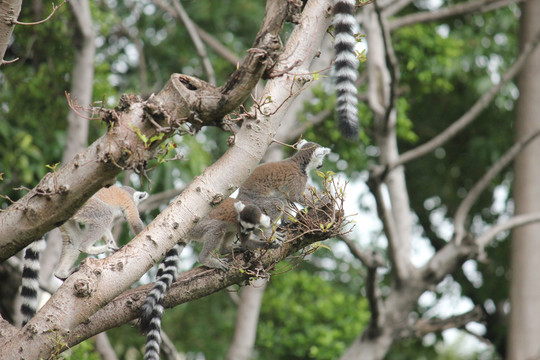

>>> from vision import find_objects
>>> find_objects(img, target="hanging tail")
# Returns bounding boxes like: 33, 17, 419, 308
20, 237, 46, 326
140, 243, 184, 360
333, 0, 359, 139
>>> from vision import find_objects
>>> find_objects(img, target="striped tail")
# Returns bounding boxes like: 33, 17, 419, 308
140, 244, 183, 360
20, 237, 46, 326
333, 0, 359, 139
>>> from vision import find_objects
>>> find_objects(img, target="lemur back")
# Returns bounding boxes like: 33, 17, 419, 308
333, 0, 359, 138
55, 185, 148, 279
237, 140, 331, 222
140, 198, 272, 360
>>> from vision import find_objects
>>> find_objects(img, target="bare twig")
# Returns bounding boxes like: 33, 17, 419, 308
13, 0, 67, 25
413, 306, 484, 337
152, 0, 239, 66
366, 173, 402, 283
341, 234, 386, 269
169, 0, 216, 85
395, 27, 540, 169
373, 0, 400, 130
160, 331, 184, 360
389, 0, 524, 30
453, 130, 540, 244
194, 23, 240, 65
476, 212, 540, 251
382, 0, 413, 17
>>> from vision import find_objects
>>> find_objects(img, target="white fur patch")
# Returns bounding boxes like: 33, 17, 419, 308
234, 201, 246, 213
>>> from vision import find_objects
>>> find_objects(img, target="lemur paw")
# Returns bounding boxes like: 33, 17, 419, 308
202, 258, 229, 271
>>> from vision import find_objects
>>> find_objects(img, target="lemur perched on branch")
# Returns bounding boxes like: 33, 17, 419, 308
140, 197, 276, 360
19, 185, 148, 326
140, 139, 330, 360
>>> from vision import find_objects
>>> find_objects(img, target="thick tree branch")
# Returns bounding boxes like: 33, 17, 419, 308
389, 0, 524, 30
394, 26, 540, 169
55, 203, 341, 351
453, 130, 540, 243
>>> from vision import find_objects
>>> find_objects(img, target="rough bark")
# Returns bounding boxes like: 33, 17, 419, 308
508, 0, 540, 358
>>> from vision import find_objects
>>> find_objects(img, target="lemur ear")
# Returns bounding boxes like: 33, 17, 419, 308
260, 214, 271, 228
135, 191, 149, 203
298, 139, 308, 148
234, 201, 246, 213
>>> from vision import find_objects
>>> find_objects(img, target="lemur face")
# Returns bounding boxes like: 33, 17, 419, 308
303, 143, 330, 172
312, 146, 331, 169
234, 201, 271, 234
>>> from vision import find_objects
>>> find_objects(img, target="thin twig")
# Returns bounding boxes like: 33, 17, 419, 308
389, 0, 524, 30
476, 212, 540, 251
373, 0, 400, 130
394, 27, 540, 169
170, 0, 216, 85
341, 234, 385, 269
453, 130, 540, 244
13, 0, 67, 25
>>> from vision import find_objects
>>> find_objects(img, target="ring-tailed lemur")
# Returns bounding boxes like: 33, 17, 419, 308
18, 185, 148, 326
333, 0, 359, 138
237, 140, 331, 224
55, 185, 149, 279
140, 198, 275, 360
140, 140, 330, 360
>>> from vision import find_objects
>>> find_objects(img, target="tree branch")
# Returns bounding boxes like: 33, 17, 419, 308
12, 0, 66, 26
169, 0, 216, 85
55, 203, 341, 351
394, 26, 540, 169
453, 130, 540, 244
373, 0, 400, 130
476, 212, 540, 251
389, 0, 524, 30
412, 306, 484, 337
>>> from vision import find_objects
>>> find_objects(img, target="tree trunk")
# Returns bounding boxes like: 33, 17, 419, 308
508, 1, 540, 359
227, 279, 267, 360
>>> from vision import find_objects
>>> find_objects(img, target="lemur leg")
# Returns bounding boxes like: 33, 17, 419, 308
102, 229, 120, 252
79, 218, 114, 255
55, 220, 83, 279
198, 226, 229, 271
